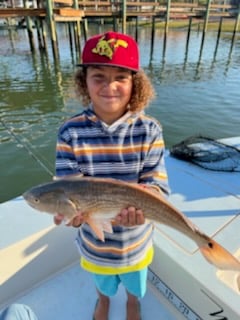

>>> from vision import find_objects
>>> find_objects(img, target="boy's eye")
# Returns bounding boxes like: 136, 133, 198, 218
93, 75, 104, 80
93, 74, 127, 79
90, 73, 132, 83
116, 75, 130, 81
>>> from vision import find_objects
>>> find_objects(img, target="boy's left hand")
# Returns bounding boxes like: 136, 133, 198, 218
115, 206, 145, 227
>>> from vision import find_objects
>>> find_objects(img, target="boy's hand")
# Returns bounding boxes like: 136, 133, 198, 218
54, 207, 144, 229
54, 212, 84, 227
115, 206, 145, 227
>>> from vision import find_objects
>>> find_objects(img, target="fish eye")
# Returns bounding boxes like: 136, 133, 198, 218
208, 242, 213, 249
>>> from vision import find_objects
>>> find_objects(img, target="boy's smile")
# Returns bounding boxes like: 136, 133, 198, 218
86, 66, 133, 125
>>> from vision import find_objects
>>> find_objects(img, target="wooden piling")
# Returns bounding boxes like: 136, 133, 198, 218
73, 0, 81, 52
213, 17, 223, 59
185, 17, 192, 53
150, 15, 155, 61
23, 0, 35, 52
184, 17, 192, 65
122, 0, 127, 34
202, 0, 211, 34
82, 19, 88, 42
165, 0, 171, 35
45, 0, 59, 59
35, 18, 45, 50
199, 0, 212, 58
231, 5, 240, 44
229, 6, 240, 55
68, 22, 74, 52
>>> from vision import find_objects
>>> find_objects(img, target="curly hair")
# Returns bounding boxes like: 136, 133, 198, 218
74, 68, 155, 112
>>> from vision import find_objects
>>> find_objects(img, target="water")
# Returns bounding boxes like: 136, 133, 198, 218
0, 24, 240, 202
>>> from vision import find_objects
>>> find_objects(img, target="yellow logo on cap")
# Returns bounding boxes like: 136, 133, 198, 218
92, 37, 128, 59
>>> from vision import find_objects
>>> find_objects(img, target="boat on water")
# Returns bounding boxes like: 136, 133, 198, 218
1, 137, 240, 320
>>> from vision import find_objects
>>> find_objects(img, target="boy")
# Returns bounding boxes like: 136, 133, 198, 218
54, 31, 169, 320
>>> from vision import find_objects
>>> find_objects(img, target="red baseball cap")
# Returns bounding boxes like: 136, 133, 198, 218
77, 31, 139, 72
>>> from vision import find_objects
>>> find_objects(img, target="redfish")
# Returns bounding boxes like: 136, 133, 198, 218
23, 177, 240, 271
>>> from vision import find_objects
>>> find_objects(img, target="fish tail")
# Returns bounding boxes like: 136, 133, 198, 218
199, 236, 240, 271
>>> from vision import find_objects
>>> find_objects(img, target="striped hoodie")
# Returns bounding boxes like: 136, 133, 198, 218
55, 107, 169, 274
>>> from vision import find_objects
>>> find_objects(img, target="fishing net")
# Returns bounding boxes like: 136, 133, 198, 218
170, 136, 240, 172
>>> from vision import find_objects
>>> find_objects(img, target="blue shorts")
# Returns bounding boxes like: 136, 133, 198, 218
93, 268, 148, 298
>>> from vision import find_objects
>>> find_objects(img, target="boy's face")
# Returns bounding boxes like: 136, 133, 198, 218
86, 66, 133, 124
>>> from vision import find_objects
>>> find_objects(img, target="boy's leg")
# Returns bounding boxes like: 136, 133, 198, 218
93, 274, 120, 320
93, 289, 110, 320
0, 304, 38, 320
120, 268, 148, 320
126, 291, 141, 320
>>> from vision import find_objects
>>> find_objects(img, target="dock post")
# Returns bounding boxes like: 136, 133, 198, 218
73, 0, 81, 52
202, 0, 211, 38
165, 0, 171, 35
186, 17, 192, 50
23, 0, 36, 52
113, 16, 117, 31
229, 6, 240, 55
35, 17, 45, 50
217, 16, 223, 41
150, 15, 155, 61
184, 17, 192, 66
203, 0, 211, 33
41, 20, 48, 51
199, 0, 211, 58
213, 16, 223, 59
68, 22, 74, 52
231, 5, 240, 44
45, 0, 59, 59
122, 0, 126, 33
82, 19, 88, 41
135, 16, 138, 42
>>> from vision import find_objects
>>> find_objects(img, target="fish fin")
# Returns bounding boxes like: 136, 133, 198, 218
59, 197, 79, 222
84, 217, 113, 242
199, 236, 240, 271
100, 220, 113, 234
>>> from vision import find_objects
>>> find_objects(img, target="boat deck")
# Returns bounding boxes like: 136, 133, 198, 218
1, 137, 240, 319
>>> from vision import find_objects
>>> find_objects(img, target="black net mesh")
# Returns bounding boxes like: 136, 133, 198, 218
170, 136, 240, 172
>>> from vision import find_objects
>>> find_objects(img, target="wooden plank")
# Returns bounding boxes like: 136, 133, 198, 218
54, 0, 73, 6
210, 4, 236, 9
54, 7, 84, 17
0, 7, 84, 18
126, 11, 157, 17
208, 12, 232, 17
83, 10, 118, 16
0, 8, 46, 17
54, 15, 84, 21
78, 1, 114, 7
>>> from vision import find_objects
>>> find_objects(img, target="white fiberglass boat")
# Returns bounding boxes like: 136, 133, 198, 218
1, 137, 240, 320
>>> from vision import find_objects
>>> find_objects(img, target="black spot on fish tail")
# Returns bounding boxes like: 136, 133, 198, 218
208, 242, 213, 249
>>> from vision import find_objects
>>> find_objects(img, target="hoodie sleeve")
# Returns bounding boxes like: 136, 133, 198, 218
138, 121, 170, 197
55, 126, 82, 177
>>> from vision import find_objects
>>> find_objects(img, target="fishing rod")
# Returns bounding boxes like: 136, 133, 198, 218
0, 116, 54, 177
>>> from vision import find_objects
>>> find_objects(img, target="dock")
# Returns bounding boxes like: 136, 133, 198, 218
0, 0, 239, 58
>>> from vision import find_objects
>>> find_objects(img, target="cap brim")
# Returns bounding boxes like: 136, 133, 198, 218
76, 62, 139, 72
